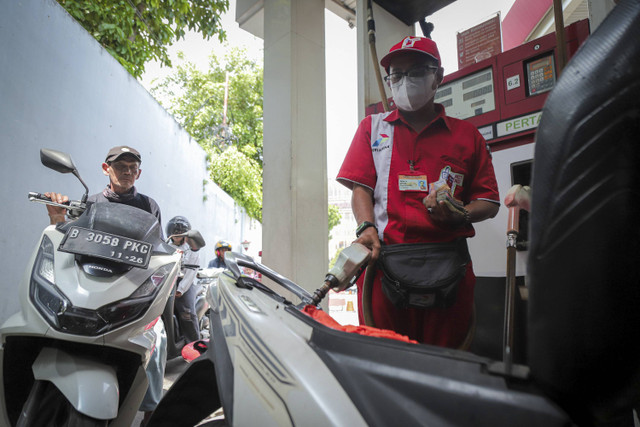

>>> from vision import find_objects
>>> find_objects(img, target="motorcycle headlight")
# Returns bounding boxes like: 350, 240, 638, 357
93, 263, 175, 334
30, 239, 176, 336
130, 265, 173, 298
30, 235, 70, 328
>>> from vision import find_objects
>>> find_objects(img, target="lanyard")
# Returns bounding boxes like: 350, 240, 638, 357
400, 132, 419, 171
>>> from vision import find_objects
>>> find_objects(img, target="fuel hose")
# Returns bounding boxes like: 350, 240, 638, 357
361, 264, 377, 327
367, 0, 390, 112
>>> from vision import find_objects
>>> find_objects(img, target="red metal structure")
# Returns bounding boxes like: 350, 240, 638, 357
443, 19, 590, 152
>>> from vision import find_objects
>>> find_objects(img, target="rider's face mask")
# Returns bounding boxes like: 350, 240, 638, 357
387, 65, 439, 112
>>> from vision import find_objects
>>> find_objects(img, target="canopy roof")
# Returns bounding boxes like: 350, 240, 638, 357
373, 0, 456, 25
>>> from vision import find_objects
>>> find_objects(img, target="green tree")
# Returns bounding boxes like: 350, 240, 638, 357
328, 204, 342, 240
153, 49, 264, 165
57, 0, 229, 78
209, 146, 263, 221
152, 48, 264, 220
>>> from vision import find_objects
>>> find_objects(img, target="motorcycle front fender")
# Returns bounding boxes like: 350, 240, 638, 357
32, 347, 119, 420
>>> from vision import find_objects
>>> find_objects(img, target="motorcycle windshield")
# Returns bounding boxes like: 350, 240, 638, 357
58, 202, 172, 254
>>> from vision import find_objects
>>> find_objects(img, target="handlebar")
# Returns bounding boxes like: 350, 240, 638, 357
28, 192, 68, 204
28, 192, 86, 219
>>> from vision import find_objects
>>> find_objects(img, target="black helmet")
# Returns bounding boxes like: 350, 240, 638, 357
166, 216, 191, 237
215, 240, 232, 251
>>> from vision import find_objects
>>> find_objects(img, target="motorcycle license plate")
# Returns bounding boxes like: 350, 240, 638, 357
59, 226, 152, 268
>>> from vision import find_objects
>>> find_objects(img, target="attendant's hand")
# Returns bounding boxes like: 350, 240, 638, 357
422, 186, 467, 227
44, 192, 69, 224
355, 227, 381, 266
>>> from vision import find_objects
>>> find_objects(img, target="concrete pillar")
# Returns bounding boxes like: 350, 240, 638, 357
262, 0, 328, 296
356, 1, 413, 120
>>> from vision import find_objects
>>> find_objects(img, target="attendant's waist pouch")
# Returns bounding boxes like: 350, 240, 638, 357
378, 239, 470, 309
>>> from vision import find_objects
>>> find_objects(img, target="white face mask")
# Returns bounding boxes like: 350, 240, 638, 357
391, 74, 437, 112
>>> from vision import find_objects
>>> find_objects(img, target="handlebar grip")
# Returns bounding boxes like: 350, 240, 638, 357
28, 192, 70, 205
28, 192, 51, 201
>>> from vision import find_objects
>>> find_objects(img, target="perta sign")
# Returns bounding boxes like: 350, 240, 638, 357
496, 111, 542, 138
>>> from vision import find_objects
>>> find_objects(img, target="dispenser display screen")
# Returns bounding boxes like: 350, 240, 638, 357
436, 67, 495, 120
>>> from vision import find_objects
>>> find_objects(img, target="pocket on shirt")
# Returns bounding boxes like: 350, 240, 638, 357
402, 190, 430, 233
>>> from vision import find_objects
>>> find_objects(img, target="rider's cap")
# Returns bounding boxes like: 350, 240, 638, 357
105, 146, 142, 163
380, 36, 441, 71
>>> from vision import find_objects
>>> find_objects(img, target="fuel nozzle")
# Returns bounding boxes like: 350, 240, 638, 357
311, 243, 371, 306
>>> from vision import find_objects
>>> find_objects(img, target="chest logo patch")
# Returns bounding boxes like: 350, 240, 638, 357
372, 133, 389, 148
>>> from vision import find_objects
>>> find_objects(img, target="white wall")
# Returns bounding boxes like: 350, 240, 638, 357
0, 0, 261, 324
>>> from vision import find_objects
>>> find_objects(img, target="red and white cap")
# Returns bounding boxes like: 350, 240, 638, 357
380, 36, 441, 70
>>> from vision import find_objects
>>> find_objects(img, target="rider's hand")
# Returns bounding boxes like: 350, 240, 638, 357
175, 291, 183, 298
44, 192, 69, 225
355, 227, 381, 266
422, 187, 466, 227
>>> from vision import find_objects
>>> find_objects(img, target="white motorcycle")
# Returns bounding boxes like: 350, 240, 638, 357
148, 245, 576, 427
195, 268, 225, 340
0, 149, 190, 426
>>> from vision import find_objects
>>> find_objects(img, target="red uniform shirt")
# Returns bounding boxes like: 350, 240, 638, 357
337, 105, 499, 244
336, 105, 499, 347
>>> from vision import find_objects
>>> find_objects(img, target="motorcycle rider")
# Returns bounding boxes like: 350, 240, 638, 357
166, 216, 202, 342
44, 145, 166, 426
46, 146, 161, 227
208, 240, 232, 268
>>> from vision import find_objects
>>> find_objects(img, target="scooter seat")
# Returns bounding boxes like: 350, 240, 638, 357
527, 0, 640, 424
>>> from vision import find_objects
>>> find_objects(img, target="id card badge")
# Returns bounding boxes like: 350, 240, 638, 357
398, 170, 428, 192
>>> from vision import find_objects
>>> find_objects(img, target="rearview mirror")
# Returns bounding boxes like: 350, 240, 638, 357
178, 230, 206, 251
40, 148, 77, 174
39, 148, 90, 203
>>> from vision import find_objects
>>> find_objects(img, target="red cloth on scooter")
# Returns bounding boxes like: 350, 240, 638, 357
181, 339, 209, 363
303, 305, 417, 344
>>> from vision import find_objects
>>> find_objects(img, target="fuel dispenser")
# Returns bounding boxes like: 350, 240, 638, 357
441, 18, 589, 249
441, 19, 589, 149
